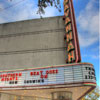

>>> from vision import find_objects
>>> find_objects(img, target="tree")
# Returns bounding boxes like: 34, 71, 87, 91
81, 86, 100, 100
37, 0, 61, 15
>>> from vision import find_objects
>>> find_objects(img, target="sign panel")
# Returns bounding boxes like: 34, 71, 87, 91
64, 0, 81, 63
0, 64, 96, 89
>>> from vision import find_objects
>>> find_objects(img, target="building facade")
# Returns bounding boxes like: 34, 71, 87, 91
0, 16, 96, 100
0, 16, 66, 70
0, 0, 96, 100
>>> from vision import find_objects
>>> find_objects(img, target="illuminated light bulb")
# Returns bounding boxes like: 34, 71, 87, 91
14, 96, 17, 100
74, 88, 77, 91
23, 91, 26, 95
80, 87, 82, 89
86, 87, 89, 90
32, 94, 35, 96
21, 96, 24, 99
75, 89, 77, 92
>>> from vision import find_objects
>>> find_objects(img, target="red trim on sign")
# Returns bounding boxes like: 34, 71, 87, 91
84, 82, 96, 85
69, 0, 81, 63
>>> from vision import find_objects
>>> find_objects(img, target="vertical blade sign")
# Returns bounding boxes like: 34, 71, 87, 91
64, 0, 81, 63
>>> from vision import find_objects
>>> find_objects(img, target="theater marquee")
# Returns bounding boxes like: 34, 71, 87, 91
0, 63, 96, 89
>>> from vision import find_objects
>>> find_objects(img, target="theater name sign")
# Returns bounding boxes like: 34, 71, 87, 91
0, 63, 96, 90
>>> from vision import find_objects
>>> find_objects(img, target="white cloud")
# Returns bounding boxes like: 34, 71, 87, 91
13, 3, 40, 21
82, 54, 100, 59
0, 4, 4, 10
92, 55, 100, 59
13, 5, 58, 22
77, 0, 99, 47
0, 0, 39, 23
79, 34, 98, 47
42, 7, 59, 17
0, 0, 60, 24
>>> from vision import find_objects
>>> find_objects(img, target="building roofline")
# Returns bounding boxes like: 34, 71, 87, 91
0, 16, 63, 25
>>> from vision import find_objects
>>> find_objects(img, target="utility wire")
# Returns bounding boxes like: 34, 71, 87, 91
0, 0, 26, 12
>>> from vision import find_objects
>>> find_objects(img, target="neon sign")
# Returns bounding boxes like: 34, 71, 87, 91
64, 0, 81, 63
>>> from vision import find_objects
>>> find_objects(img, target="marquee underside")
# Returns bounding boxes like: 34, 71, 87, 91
0, 84, 96, 100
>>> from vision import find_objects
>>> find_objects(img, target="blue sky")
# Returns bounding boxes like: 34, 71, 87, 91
0, 0, 99, 86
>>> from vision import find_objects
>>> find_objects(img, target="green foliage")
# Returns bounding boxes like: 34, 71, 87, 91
37, 0, 61, 15
82, 86, 100, 100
